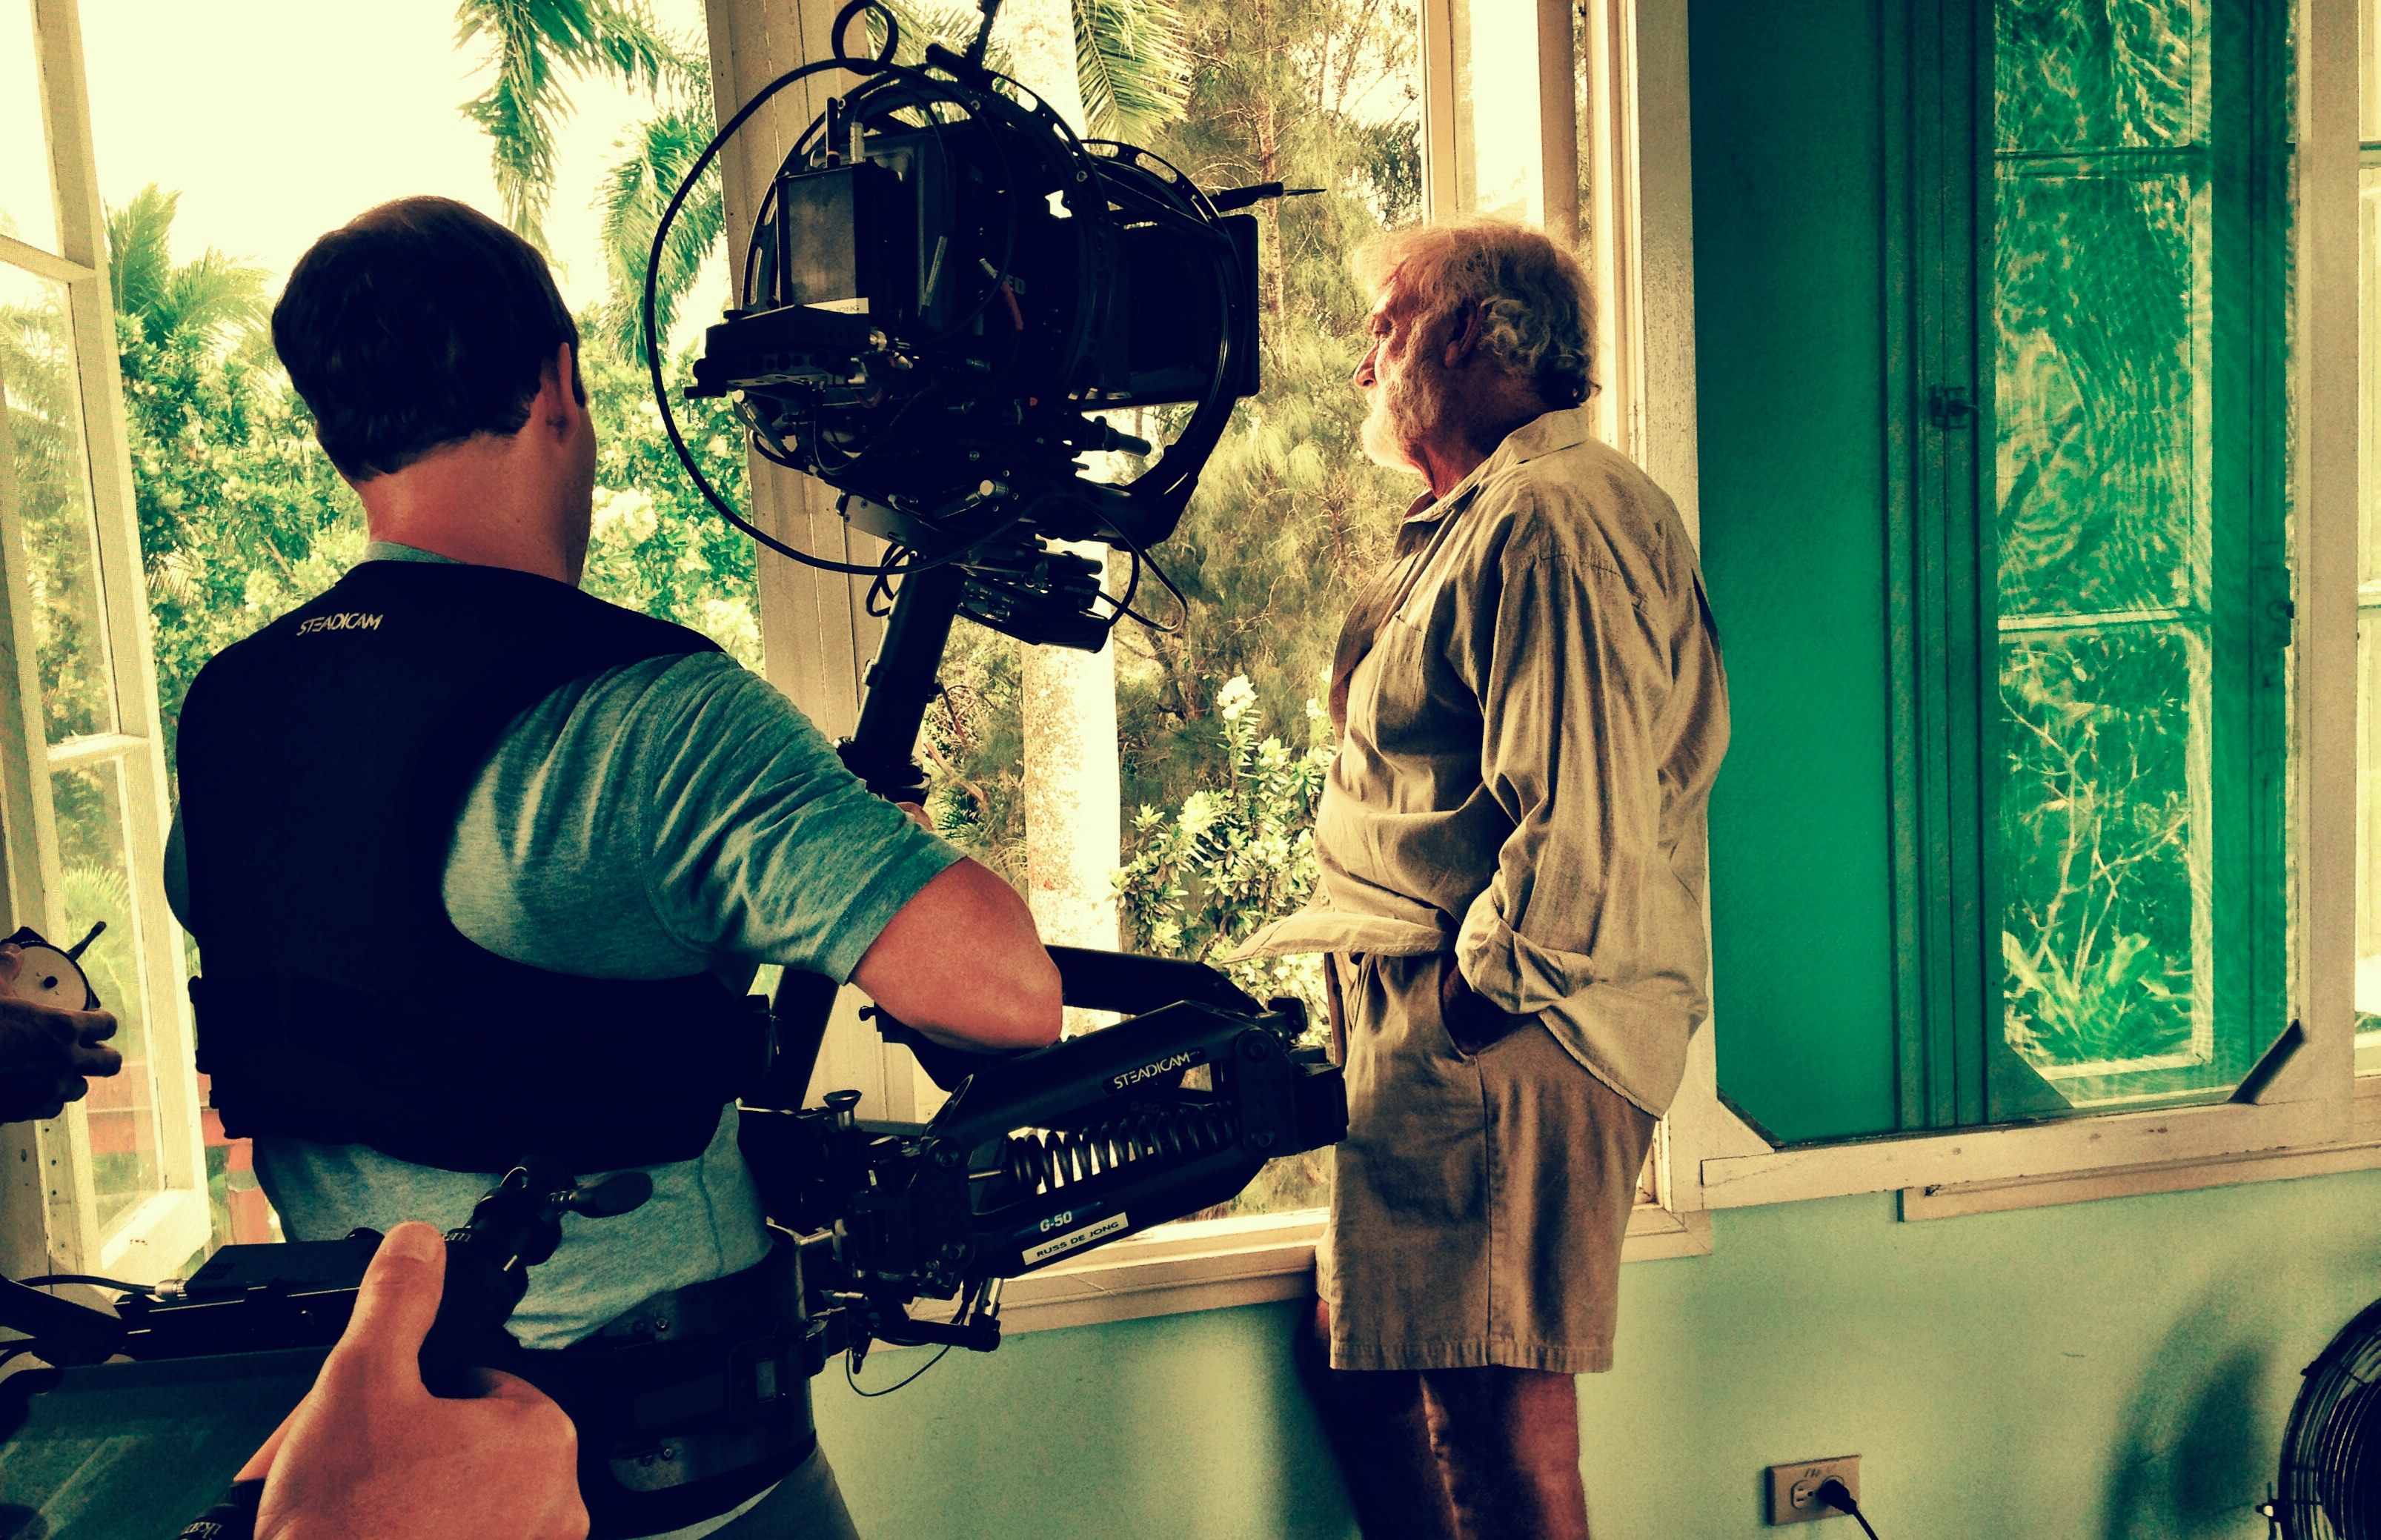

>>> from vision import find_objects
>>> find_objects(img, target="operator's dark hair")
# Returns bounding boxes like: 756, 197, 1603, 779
272, 196, 582, 482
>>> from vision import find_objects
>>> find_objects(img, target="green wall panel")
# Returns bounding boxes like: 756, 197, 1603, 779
1693, 0, 1902, 1142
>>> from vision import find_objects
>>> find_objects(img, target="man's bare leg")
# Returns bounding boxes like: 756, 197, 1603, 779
1418, 1367, 1589, 1540
1297, 1301, 1461, 1540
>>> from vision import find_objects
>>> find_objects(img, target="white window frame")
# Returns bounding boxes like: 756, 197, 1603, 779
710, 0, 2363, 1335
0, 0, 209, 1285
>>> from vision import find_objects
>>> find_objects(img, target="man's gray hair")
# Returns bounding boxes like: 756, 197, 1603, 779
1351, 217, 1598, 407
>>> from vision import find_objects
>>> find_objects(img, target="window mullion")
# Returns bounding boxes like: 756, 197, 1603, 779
1892, 0, 1995, 1132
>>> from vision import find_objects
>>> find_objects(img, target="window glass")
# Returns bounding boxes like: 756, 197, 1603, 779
1449, 0, 1542, 224
0, 263, 120, 744
0, 1, 61, 254
49, 757, 160, 1229
1993, 0, 2284, 1109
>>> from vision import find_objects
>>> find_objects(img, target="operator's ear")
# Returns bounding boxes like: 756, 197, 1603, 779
1441, 301, 1489, 369
537, 342, 586, 438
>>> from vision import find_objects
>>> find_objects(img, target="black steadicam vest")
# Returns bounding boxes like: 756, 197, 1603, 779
176, 559, 771, 1175
182, 560, 811, 1537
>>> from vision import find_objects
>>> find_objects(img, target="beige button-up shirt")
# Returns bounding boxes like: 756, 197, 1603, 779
1239, 406, 1729, 1116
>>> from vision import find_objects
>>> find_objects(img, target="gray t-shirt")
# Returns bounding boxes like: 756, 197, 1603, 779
168, 545, 960, 1351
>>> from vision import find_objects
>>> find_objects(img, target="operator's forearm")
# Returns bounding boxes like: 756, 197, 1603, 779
852, 858, 1063, 1050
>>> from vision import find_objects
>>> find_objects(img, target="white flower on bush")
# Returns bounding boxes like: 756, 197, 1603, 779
1175, 790, 1220, 841
591, 487, 658, 548
1217, 674, 1257, 723
698, 597, 764, 668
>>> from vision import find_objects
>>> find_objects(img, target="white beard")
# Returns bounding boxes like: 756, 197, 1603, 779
1360, 362, 1440, 475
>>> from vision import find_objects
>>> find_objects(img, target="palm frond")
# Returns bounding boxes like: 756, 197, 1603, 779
163, 251, 273, 345
1072, 0, 1189, 138
104, 185, 270, 359
454, 0, 704, 250
596, 109, 725, 364
104, 185, 179, 342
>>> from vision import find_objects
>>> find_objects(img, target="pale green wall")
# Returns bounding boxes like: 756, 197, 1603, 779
816, 1170, 2381, 1539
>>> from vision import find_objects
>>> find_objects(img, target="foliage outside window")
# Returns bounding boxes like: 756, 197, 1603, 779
1991, 0, 2289, 1113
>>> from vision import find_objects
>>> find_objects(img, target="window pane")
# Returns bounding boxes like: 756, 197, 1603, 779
0, 264, 120, 742
2000, 625, 2210, 1097
1449, 0, 1541, 224
1996, 165, 2207, 618
0, 1, 60, 254
49, 757, 161, 1231
1991, 0, 2279, 1115
1996, 0, 2205, 153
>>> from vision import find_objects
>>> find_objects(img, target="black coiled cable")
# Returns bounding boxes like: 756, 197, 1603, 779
1001, 1104, 1238, 1195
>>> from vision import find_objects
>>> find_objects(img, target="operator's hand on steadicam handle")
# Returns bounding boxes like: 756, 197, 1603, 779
1437, 956, 1532, 1059
0, 943, 120, 1124
242, 1221, 588, 1540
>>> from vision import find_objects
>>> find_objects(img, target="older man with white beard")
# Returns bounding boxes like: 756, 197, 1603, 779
1238, 218, 1729, 1539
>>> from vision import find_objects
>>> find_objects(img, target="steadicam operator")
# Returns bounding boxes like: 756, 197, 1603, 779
165, 196, 1063, 1540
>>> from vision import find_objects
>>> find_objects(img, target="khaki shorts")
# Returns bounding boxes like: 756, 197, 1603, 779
1320, 953, 1656, 1375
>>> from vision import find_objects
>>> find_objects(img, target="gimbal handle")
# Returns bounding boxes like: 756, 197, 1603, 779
838, 560, 966, 802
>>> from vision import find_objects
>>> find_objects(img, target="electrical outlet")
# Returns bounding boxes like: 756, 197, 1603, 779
1765, 1455, 1860, 1525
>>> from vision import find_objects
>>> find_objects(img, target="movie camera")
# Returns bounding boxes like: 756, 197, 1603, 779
657, 0, 1347, 1366
650, 0, 1282, 673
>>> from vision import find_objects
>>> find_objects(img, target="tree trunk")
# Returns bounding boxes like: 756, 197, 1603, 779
1001, 0, 1122, 989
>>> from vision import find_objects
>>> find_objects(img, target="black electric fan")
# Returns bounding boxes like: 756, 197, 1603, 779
2267, 1296, 2381, 1536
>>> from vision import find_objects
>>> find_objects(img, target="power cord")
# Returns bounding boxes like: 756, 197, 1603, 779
1814, 1478, 1882, 1540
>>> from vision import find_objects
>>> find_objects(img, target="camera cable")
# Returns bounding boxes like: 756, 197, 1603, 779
16, 1272, 153, 1295
846, 1342, 952, 1398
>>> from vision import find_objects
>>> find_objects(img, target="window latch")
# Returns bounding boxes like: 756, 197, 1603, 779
1925, 385, 1976, 430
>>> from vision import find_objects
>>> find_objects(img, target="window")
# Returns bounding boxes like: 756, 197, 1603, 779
1678, 0, 2356, 1212
1710, 0, 2295, 1148
0, 0, 207, 1282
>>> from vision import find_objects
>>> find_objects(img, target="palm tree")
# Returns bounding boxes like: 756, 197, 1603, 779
594, 107, 723, 362
454, 0, 697, 252
104, 185, 272, 370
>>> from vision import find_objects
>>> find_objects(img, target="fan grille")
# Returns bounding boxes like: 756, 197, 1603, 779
2279, 1295, 2381, 1539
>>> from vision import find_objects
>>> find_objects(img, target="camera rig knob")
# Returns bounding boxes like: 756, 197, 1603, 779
417, 1162, 654, 1393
